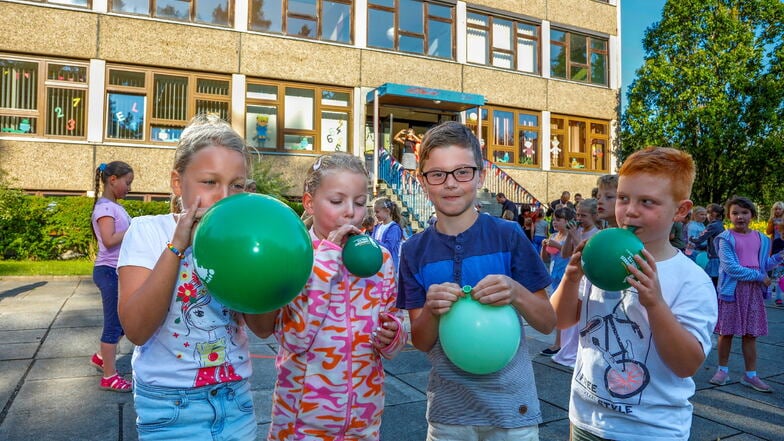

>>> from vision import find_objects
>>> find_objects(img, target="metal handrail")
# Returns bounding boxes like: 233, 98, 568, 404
376, 149, 543, 230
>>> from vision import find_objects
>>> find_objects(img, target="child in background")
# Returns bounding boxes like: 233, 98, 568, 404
686, 206, 708, 259
689, 203, 726, 287
91, 161, 134, 392
361, 214, 376, 235
118, 115, 273, 440
710, 196, 784, 392
551, 147, 717, 440
552, 198, 600, 368
766, 201, 784, 241
532, 207, 549, 253
398, 121, 554, 441
270, 153, 406, 440
539, 207, 575, 357
373, 196, 406, 270
771, 222, 784, 306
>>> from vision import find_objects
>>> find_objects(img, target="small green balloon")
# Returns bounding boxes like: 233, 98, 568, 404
342, 235, 384, 277
581, 227, 644, 291
192, 193, 313, 314
439, 288, 521, 375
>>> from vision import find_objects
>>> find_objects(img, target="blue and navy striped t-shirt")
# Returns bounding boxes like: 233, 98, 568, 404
397, 213, 551, 428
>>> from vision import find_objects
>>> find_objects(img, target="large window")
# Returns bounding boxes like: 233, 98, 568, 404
466, 12, 539, 74
550, 29, 608, 86
246, 80, 351, 152
368, 0, 454, 59
0, 55, 88, 138
110, 0, 232, 27
249, 0, 352, 43
105, 66, 230, 143
550, 114, 609, 172
466, 106, 541, 168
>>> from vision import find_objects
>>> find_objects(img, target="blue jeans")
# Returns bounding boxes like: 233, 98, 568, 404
93, 265, 124, 344
134, 379, 256, 441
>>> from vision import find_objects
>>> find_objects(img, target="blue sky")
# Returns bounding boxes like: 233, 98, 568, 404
621, 0, 666, 109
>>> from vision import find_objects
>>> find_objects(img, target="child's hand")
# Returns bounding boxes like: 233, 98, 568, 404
562, 240, 587, 282
372, 313, 399, 350
473, 275, 517, 306
425, 282, 464, 316
625, 249, 665, 309
172, 196, 204, 250
327, 224, 362, 246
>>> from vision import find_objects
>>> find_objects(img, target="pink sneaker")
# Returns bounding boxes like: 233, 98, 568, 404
90, 353, 104, 371
740, 375, 772, 393
100, 373, 132, 393
709, 369, 729, 385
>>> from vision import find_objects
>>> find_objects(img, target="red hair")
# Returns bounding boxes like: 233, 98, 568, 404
618, 147, 694, 201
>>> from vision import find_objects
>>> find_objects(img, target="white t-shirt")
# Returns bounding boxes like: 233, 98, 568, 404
570, 252, 717, 441
117, 214, 252, 389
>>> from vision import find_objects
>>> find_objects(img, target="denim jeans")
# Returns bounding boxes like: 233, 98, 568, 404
92, 265, 124, 344
134, 379, 256, 441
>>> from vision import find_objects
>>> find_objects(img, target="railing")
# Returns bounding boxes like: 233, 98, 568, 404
377, 149, 543, 230
378, 149, 433, 231
482, 160, 542, 208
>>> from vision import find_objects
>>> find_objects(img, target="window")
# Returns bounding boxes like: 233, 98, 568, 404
111, 0, 232, 27
45, 0, 90, 7
246, 80, 351, 152
367, 0, 454, 59
249, 0, 353, 44
550, 29, 608, 85
550, 114, 609, 172
466, 12, 539, 74
105, 66, 230, 143
0, 55, 88, 138
466, 106, 541, 167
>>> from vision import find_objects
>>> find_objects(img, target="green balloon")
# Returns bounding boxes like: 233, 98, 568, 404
581, 228, 644, 291
439, 286, 521, 375
342, 234, 384, 277
192, 193, 313, 314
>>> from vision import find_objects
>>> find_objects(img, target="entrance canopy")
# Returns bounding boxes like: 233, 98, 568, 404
366, 83, 485, 112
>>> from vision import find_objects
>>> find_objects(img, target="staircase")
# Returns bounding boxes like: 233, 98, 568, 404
376, 148, 542, 233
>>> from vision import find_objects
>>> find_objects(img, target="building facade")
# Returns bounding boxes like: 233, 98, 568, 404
0, 0, 620, 203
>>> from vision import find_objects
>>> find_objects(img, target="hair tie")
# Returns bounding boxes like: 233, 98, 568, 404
312, 156, 323, 171
98, 163, 107, 172
384, 200, 394, 209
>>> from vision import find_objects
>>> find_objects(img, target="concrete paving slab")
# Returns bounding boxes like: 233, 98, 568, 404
0, 312, 58, 331
379, 401, 428, 440
0, 328, 45, 345
691, 388, 784, 440
0, 359, 30, 414
0, 342, 39, 361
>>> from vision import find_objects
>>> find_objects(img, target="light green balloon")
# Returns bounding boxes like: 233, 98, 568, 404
439, 286, 521, 375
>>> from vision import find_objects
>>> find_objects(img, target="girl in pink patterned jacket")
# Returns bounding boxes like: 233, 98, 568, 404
269, 153, 407, 441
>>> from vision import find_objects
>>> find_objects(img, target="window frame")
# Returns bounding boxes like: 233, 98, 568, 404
248, 0, 354, 44
466, 106, 542, 168
0, 54, 89, 139
550, 114, 609, 172
104, 65, 231, 145
367, 0, 455, 60
549, 28, 608, 86
245, 79, 352, 153
466, 11, 540, 74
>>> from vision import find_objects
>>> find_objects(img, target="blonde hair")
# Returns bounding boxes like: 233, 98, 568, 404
170, 114, 249, 213
770, 201, 784, 221
301, 152, 369, 227
373, 197, 402, 224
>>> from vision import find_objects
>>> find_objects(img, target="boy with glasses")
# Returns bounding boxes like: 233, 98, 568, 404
397, 121, 554, 440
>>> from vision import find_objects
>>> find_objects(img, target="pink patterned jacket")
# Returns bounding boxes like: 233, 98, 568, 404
269, 236, 406, 441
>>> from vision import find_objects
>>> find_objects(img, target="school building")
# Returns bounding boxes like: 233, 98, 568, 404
0, 0, 620, 227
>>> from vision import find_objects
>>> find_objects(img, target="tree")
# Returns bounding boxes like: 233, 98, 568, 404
621, 0, 784, 206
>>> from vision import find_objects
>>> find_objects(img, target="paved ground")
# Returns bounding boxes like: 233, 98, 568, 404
0, 276, 783, 441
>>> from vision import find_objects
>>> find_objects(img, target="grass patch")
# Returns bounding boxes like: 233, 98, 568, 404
0, 259, 93, 277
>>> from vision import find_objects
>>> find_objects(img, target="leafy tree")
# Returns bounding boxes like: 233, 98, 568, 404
621, 0, 784, 206
250, 155, 291, 200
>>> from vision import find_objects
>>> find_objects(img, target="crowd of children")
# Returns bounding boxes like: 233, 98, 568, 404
100, 114, 782, 440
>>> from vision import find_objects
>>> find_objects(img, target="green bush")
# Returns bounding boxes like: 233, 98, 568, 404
0, 191, 169, 261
